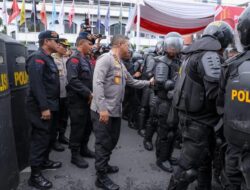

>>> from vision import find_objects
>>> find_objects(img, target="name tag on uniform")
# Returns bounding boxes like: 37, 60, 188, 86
114, 70, 121, 85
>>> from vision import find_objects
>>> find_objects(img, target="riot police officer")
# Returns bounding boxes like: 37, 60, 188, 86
137, 42, 162, 137
66, 32, 95, 169
123, 52, 144, 129
26, 30, 61, 189
155, 40, 165, 56
153, 33, 183, 172
143, 40, 167, 151
217, 7, 250, 190
168, 21, 234, 190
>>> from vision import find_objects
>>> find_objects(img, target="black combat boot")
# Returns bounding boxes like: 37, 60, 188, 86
143, 140, 153, 151
144, 117, 157, 151
52, 141, 65, 152
170, 157, 178, 166
106, 165, 119, 174
28, 167, 52, 189
167, 175, 189, 190
41, 159, 62, 170
128, 121, 136, 129
58, 134, 69, 145
71, 150, 89, 168
80, 146, 95, 158
156, 159, 173, 172
138, 129, 146, 137
95, 173, 120, 190
137, 107, 147, 137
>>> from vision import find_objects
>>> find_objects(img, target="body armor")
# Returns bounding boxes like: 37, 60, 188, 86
224, 51, 250, 149
154, 56, 176, 99
173, 51, 220, 113
154, 59, 170, 90
173, 56, 204, 113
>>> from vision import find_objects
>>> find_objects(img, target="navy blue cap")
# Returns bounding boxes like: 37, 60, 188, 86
38, 30, 59, 41
76, 32, 95, 44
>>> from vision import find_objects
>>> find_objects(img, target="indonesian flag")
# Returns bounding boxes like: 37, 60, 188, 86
40, 0, 47, 28
8, 0, 20, 24
68, 0, 75, 28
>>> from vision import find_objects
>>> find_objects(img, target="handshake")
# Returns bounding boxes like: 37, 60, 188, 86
149, 77, 155, 87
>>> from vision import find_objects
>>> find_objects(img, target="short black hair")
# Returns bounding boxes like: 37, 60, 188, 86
76, 38, 91, 47
111, 35, 129, 47
38, 39, 45, 47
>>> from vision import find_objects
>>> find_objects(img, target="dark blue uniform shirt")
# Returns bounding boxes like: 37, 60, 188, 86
66, 50, 93, 107
26, 48, 60, 111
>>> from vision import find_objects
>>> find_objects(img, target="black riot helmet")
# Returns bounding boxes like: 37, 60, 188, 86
164, 32, 183, 54
155, 40, 164, 56
203, 21, 234, 49
237, 6, 250, 50
132, 52, 143, 63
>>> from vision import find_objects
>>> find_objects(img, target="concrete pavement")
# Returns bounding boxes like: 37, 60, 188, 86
17, 120, 200, 190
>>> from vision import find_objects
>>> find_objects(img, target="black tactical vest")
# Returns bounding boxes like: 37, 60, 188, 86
173, 55, 205, 113
154, 56, 170, 99
224, 51, 250, 149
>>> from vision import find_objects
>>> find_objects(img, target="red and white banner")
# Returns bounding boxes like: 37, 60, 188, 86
126, 0, 216, 35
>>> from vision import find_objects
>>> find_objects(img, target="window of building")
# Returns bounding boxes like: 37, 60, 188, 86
135, 32, 153, 38
19, 18, 45, 32
49, 20, 59, 29
64, 20, 77, 34
92, 22, 105, 35
110, 23, 126, 36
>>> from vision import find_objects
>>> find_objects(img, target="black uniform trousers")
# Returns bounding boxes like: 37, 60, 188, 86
123, 87, 141, 127
145, 89, 158, 142
27, 103, 58, 167
91, 111, 121, 175
155, 97, 174, 161
224, 143, 244, 190
168, 113, 215, 190
68, 105, 92, 151
56, 97, 68, 137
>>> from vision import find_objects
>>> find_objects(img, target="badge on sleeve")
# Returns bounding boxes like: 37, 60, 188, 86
71, 58, 79, 64
35, 59, 45, 64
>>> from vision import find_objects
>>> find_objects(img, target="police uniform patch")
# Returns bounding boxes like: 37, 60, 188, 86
71, 58, 79, 64
35, 59, 45, 64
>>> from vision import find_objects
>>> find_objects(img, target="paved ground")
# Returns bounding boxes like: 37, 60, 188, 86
17, 120, 200, 190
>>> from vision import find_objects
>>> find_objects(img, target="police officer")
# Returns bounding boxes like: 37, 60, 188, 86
91, 35, 154, 190
51, 38, 71, 152
168, 21, 234, 190
26, 30, 62, 189
143, 40, 166, 151
123, 52, 144, 129
66, 32, 95, 169
153, 33, 183, 172
155, 40, 165, 56
138, 47, 156, 135
217, 7, 250, 190
137, 43, 161, 137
